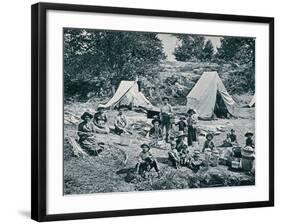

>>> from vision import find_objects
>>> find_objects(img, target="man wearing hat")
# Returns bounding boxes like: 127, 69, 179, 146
93, 105, 109, 134
160, 97, 173, 143
136, 143, 160, 178
245, 132, 255, 148
202, 133, 215, 152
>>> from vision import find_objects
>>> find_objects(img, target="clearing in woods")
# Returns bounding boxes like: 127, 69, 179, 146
63, 102, 255, 195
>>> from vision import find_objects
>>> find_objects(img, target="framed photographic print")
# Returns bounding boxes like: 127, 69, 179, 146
31, 2, 274, 222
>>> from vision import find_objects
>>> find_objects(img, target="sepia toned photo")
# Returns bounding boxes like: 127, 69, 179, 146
63, 28, 255, 195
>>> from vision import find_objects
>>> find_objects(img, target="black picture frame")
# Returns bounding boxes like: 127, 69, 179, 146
31, 2, 274, 222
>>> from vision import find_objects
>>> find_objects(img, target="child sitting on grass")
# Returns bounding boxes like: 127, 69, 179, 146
202, 133, 215, 152
189, 150, 203, 172
136, 143, 160, 178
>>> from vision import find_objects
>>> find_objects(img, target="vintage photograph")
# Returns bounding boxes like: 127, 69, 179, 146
63, 28, 255, 195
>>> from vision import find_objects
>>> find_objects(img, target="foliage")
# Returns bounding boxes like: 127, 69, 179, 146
201, 40, 214, 61
173, 35, 214, 62
64, 29, 166, 99
216, 37, 255, 92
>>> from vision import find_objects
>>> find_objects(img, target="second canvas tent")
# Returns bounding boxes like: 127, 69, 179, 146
186, 71, 238, 120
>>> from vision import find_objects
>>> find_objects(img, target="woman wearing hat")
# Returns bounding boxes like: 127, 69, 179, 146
245, 132, 255, 148
149, 119, 163, 140
136, 143, 160, 178
93, 105, 109, 134
186, 109, 198, 146
114, 109, 129, 135
202, 133, 215, 152
160, 97, 173, 143
77, 112, 97, 151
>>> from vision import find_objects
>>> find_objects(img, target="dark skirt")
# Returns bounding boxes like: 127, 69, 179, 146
187, 125, 197, 146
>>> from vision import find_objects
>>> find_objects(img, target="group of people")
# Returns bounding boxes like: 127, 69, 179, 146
76, 97, 255, 179
149, 97, 198, 146
77, 105, 130, 154
136, 126, 255, 177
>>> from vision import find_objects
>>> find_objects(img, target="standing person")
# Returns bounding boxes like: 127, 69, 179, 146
187, 109, 198, 146
114, 110, 129, 135
93, 105, 109, 134
136, 144, 160, 178
160, 97, 173, 143
175, 116, 187, 132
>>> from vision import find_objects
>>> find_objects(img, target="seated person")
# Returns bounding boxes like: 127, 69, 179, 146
175, 116, 187, 132
149, 119, 163, 140
189, 150, 203, 172
78, 112, 101, 155
202, 133, 215, 152
114, 110, 129, 135
93, 105, 109, 134
220, 133, 233, 147
168, 141, 180, 169
245, 132, 255, 148
229, 129, 238, 144
175, 131, 189, 166
136, 144, 160, 178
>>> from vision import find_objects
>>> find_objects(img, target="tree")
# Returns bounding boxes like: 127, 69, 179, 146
173, 35, 210, 62
173, 35, 194, 61
216, 37, 255, 92
201, 40, 214, 61
63, 29, 166, 99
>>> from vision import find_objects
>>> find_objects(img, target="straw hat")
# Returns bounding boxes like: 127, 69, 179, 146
140, 143, 150, 150
81, 112, 93, 120
193, 150, 201, 157
244, 132, 254, 137
152, 119, 161, 125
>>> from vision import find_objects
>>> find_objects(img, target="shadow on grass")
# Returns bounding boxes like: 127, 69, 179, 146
156, 156, 170, 165
116, 167, 136, 175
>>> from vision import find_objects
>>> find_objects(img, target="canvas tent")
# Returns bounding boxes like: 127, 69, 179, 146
186, 71, 238, 119
101, 81, 156, 111
248, 95, 255, 107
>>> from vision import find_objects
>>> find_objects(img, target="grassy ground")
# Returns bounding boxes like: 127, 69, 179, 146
63, 102, 255, 195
